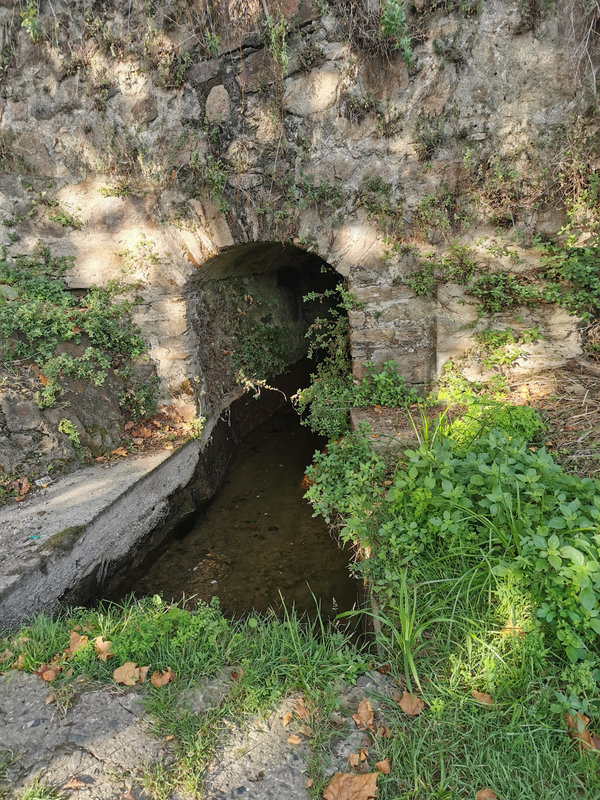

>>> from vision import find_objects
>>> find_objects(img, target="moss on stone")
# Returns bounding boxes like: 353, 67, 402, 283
38, 525, 85, 553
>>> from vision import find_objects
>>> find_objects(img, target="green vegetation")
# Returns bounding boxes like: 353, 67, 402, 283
58, 418, 82, 458
203, 155, 229, 213
295, 286, 416, 437
97, 182, 131, 199
20, 0, 42, 43
46, 208, 82, 230
118, 377, 158, 421
473, 326, 540, 368
15, 779, 65, 800
401, 239, 600, 322
304, 404, 600, 797
0, 247, 146, 408
0, 597, 366, 799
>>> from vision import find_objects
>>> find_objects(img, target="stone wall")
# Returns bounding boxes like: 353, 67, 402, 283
0, 0, 597, 476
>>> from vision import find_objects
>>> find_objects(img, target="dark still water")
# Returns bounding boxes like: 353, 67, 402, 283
130, 404, 359, 618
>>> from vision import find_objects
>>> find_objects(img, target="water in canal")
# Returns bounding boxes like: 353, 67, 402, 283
130, 404, 359, 619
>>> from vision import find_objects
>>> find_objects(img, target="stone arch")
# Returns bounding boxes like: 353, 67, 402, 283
181, 239, 343, 423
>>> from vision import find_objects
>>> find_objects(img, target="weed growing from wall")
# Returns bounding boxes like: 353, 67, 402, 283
0, 247, 147, 408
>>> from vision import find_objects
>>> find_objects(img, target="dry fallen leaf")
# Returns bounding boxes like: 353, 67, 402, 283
150, 668, 175, 687
93, 636, 113, 662
375, 758, 390, 774
360, 748, 368, 762
230, 666, 244, 682
41, 668, 57, 682
287, 734, 303, 745
111, 447, 128, 457
12, 654, 25, 670
113, 661, 138, 686
352, 698, 375, 731
165, 735, 175, 742
119, 791, 136, 800
471, 690, 493, 706
298, 724, 312, 737
294, 696, 310, 721
282, 711, 293, 727
136, 665, 150, 683
323, 771, 378, 800
305, 778, 313, 788
68, 631, 89, 654
63, 776, 86, 790
0, 649, 13, 662
566, 712, 595, 750
377, 725, 390, 739
349, 752, 360, 768
476, 790, 498, 800
395, 691, 425, 716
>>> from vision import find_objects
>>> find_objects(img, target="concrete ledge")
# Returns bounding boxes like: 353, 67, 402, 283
0, 442, 201, 630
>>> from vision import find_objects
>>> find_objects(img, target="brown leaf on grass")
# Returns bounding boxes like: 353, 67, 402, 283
359, 748, 368, 762
471, 690, 493, 706
305, 778, 313, 788
68, 631, 88, 654
287, 734, 303, 745
375, 758, 390, 774
476, 790, 498, 800
377, 725, 390, 739
230, 666, 244, 682
322, 771, 378, 800
376, 663, 391, 675
150, 668, 174, 687
136, 665, 150, 683
111, 447, 128, 457
352, 698, 375, 731
33, 663, 58, 682
294, 696, 310, 721
93, 636, 113, 662
0, 649, 13, 662
299, 725, 312, 737
12, 654, 25, 670
63, 777, 86, 790
566, 712, 595, 750
18, 478, 31, 497
349, 752, 360, 768
113, 662, 138, 686
395, 691, 425, 716
282, 711, 293, 727
45, 694, 55, 705
165, 735, 175, 742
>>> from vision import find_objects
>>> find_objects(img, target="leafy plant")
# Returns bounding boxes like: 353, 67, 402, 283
353, 360, 417, 408
97, 183, 131, 199
118, 377, 158, 421
204, 155, 229, 213
20, 0, 42, 42
0, 247, 147, 408
58, 418, 82, 458
473, 326, 540, 368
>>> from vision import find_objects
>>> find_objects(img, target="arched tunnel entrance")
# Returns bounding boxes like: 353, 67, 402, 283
110, 242, 359, 619
187, 241, 343, 420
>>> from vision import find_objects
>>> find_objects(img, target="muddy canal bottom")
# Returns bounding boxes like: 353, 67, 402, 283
131, 405, 358, 618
